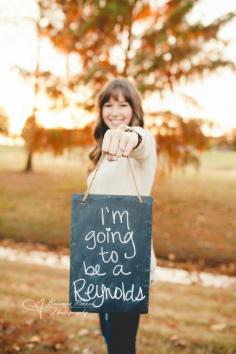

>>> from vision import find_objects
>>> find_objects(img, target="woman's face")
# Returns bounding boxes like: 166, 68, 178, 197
102, 90, 133, 129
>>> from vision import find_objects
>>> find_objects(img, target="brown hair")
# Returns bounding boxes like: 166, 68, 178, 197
88, 77, 144, 173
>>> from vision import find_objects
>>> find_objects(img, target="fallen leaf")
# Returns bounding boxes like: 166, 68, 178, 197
29, 335, 40, 343
170, 334, 188, 347
92, 329, 100, 336
54, 343, 62, 350
78, 328, 89, 336
82, 348, 93, 354
12, 344, 21, 352
210, 323, 227, 331
168, 253, 176, 261
24, 343, 35, 350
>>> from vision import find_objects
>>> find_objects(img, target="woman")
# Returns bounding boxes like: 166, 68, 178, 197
87, 77, 157, 354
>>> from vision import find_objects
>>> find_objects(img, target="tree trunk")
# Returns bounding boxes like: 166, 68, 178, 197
24, 150, 33, 172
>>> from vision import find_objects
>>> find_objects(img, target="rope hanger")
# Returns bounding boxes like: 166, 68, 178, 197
82, 152, 143, 204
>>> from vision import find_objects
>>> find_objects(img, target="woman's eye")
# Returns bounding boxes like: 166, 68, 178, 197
104, 103, 128, 108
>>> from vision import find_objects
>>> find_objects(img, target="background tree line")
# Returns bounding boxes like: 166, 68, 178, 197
3, 0, 236, 171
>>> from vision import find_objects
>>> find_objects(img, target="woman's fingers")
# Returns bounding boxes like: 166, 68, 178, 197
107, 154, 118, 161
108, 131, 120, 156
102, 130, 119, 161
122, 140, 135, 157
116, 133, 128, 157
121, 132, 138, 156
102, 129, 137, 160
102, 129, 123, 156
102, 130, 112, 153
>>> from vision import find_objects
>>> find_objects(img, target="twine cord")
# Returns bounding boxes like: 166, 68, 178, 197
82, 152, 143, 203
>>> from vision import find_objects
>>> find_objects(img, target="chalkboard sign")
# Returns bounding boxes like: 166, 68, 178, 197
69, 193, 153, 314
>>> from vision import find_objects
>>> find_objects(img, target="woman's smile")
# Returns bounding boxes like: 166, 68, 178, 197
107, 118, 126, 127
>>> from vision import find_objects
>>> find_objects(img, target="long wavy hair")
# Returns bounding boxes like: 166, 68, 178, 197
88, 78, 144, 173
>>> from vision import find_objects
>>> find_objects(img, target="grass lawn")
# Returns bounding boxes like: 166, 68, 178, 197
153, 151, 236, 271
0, 145, 236, 273
0, 259, 236, 354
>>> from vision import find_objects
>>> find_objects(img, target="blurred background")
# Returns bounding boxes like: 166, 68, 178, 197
0, 1, 236, 353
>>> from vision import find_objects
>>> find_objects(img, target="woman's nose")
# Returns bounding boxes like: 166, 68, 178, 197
110, 106, 120, 116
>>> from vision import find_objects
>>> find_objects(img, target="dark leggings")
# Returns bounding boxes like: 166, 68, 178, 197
99, 312, 140, 354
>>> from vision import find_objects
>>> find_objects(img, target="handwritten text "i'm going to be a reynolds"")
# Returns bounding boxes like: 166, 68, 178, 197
72, 207, 146, 308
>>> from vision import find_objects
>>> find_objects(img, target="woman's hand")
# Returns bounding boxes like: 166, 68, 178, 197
102, 128, 138, 161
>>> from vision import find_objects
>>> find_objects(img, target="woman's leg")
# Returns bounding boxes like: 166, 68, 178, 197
98, 312, 140, 354
99, 313, 110, 347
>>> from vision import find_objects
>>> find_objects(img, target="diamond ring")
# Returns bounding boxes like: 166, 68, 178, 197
119, 147, 126, 152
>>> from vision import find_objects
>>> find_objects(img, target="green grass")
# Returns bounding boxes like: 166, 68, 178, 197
152, 151, 236, 269
0, 259, 236, 354
0, 145, 88, 249
0, 146, 236, 272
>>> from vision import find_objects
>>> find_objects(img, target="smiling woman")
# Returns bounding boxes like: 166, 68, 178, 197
83, 77, 158, 354
89, 78, 145, 168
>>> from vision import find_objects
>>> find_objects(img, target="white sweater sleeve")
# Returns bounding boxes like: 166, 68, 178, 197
128, 126, 157, 161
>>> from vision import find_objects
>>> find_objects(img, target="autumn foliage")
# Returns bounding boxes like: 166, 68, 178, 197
19, 0, 236, 171
22, 116, 94, 156
39, 0, 235, 106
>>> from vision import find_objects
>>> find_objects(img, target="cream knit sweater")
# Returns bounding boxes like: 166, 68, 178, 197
87, 126, 158, 284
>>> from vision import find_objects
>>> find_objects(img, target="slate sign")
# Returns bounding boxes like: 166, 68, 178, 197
69, 193, 153, 314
